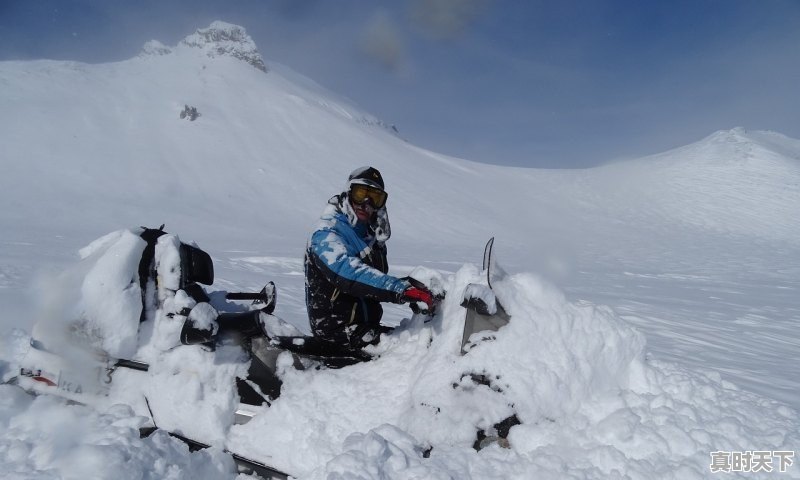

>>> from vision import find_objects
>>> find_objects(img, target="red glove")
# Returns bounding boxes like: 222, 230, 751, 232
402, 286, 434, 310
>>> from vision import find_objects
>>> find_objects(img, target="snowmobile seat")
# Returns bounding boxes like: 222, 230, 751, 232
180, 309, 265, 345
180, 309, 372, 368
179, 243, 214, 286
213, 312, 372, 365
269, 335, 372, 367
182, 283, 211, 303
216, 310, 265, 337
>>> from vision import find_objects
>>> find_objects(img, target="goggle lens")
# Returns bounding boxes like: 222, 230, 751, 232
350, 184, 387, 208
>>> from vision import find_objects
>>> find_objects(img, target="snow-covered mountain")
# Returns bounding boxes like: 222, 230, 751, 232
1, 22, 799, 479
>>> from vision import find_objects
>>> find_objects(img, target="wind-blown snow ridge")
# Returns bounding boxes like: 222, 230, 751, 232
672, 127, 800, 165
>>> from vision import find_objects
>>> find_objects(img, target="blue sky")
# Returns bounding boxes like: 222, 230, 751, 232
1, 0, 799, 167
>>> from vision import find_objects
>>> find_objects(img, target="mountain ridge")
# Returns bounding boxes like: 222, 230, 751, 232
0, 22, 798, 254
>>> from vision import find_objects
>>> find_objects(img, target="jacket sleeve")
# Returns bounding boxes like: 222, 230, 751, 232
308, 229, 408, 302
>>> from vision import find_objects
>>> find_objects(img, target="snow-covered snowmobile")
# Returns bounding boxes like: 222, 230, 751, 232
8, 226, 511, 478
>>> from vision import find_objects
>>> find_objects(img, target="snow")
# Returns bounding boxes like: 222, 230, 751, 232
28, 229, 145, 360
78, 230, 145, 358
1, 21, 799, 480
0, 385, 235, 480
228, 266, 797, 478
155, 234, 184, 292
187, 301, 219, 333
462, 283, 496, 314
407, 266, 446, 297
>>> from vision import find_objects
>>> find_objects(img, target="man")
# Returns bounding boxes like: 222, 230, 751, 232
304, 166, 434, 352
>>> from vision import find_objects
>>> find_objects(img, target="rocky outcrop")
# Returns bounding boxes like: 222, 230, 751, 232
179, 21, 268, 72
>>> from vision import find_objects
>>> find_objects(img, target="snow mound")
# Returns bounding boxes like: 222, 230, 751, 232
228, 265, 799, 478
31, 230, 146, 360
0, 329, 30, 381
178, 21, 267, 72
588, 128, 800, 241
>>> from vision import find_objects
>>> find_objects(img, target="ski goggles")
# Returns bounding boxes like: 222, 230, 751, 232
350, 184, 388, 208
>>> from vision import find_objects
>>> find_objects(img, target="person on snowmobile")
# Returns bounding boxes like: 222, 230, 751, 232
304, 166, 434, 352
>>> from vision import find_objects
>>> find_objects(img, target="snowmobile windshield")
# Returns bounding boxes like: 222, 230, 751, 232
350, 184, 387, 208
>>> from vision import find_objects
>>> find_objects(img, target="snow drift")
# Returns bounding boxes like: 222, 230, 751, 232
0, 385, 234, 480
231, 264, 798, 478
4, 229, 798, 479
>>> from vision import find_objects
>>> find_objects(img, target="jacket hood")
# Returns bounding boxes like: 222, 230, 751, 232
328, 194, 391, 244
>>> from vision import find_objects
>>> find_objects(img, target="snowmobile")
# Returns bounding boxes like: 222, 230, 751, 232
7, 226, 511, 478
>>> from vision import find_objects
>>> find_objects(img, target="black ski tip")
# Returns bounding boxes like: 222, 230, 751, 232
483, 237, 495, 288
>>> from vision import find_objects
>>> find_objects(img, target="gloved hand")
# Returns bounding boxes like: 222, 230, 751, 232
402, 285, 435, 312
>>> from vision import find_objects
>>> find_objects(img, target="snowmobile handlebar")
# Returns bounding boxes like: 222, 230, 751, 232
225, 292, 266, 301
224, 282, 276, 314
401, 276, 445, 316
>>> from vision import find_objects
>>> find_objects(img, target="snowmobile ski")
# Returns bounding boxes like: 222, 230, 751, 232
139, 403, 291, 480
138, 429, 291, 479
7, 373, 290, 479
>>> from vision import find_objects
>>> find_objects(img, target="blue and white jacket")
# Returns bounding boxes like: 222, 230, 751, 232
304, 195, 408, 344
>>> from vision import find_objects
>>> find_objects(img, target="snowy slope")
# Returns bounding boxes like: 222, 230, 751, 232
0, 21, 506, 256
584, 128, 800, 241
1, 22, 799, 479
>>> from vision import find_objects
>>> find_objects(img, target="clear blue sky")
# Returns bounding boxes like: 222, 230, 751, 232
2, 0, 799, 167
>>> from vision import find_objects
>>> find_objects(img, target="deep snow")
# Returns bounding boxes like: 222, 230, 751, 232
1, 21, 798, 479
